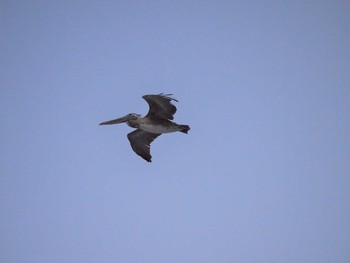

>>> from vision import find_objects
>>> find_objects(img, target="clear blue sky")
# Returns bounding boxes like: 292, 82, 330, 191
1, 1, 350, 262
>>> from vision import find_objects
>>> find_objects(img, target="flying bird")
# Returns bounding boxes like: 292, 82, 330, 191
100, 93, 190, 162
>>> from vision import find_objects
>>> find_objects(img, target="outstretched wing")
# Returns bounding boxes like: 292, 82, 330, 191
127, 129, 161, 162
143, 93, 178, 120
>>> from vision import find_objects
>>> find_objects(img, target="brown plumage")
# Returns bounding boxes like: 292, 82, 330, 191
100, 94, 190, 162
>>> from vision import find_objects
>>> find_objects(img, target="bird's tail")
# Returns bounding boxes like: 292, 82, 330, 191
179, 125, 190, 134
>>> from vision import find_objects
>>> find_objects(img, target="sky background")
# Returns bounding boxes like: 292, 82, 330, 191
1, 1, 350, 262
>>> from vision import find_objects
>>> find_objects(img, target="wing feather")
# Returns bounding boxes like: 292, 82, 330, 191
143, 93, 178, 120
127, 130, 161, 162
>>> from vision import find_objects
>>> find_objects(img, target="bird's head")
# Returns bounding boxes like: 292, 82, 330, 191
99, 113, 140, 125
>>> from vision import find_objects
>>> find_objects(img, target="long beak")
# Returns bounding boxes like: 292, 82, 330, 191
99, 115, 131, 125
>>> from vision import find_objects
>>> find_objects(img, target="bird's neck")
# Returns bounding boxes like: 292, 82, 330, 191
127, 120, 139, 129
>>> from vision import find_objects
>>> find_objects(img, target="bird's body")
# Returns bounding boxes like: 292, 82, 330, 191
100, 94, 190, 162
128, 117, 188, 134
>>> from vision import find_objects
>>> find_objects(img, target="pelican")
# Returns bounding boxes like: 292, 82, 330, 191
100, 93, 190, 162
